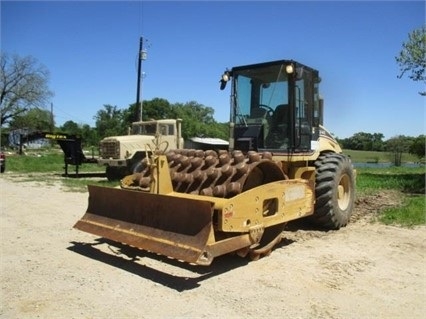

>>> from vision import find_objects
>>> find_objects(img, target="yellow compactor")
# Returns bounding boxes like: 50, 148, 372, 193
74, 59, 355, 265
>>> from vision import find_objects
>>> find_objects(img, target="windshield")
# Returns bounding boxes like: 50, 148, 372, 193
132, 123, 157, 135
131, 123, 175, 135
233, 63, 290, 125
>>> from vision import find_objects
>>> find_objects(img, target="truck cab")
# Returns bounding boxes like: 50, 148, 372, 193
98, 119, 183, 180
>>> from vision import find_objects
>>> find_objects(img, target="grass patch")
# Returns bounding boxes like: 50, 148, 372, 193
379, 195, 426, 227
344, 149, 419, 163
356, 166, 425, 194
5, 148, 103, 174
356, 166, 425, 226
7, 152, 66, 172
4, 148, 114, 192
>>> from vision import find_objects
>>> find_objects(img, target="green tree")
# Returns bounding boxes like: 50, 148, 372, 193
0, 53, 54, 126
173, 101, 226, 139
122, 102, 139, 126
385, 135, 412, 166
80, 124, 98, 148
59, 121, 98, 147
123, 98, 174, 126
340, 132, 385, 151
409, 135, 426, 161
346, 132, 371, 151
9, 108, 53, 131
94, 104, 125, 138
371, 133, 385, 151
142, 98, 175, 121
395, 25, 426, 96
60, 120, 81, 135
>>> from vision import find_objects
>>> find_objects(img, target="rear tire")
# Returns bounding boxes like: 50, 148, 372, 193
310, 153, 355, 229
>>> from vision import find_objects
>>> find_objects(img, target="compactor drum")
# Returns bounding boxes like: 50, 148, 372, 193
74, 59, 355, 265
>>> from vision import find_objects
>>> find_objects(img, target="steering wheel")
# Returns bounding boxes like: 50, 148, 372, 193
258, 104, 274, 117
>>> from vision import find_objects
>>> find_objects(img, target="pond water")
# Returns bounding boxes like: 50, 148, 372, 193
353, 162, 424, 168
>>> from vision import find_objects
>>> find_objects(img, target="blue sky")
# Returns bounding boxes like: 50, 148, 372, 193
1, 0, 425, 139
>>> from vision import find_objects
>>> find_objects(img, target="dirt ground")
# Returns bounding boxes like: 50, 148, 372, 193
1, 174, 425, 319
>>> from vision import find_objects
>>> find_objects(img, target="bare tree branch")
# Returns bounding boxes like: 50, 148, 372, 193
0, 53, 54, 126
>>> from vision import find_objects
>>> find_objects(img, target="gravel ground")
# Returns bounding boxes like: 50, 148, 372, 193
1, 174, 425, 319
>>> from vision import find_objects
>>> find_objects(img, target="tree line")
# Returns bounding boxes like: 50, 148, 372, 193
337, 133, 425, 163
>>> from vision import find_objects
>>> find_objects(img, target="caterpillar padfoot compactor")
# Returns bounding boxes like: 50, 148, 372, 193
74, 59, 355, 266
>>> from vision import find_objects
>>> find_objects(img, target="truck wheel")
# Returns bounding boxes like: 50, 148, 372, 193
106, 166, 116, 181
105, 166, 128, 182
310, 153, 355, 230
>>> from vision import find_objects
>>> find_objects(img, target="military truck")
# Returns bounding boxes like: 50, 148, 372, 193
98, 119, 184, 180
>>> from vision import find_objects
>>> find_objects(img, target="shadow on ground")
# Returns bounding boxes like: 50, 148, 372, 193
67, 237, 295, 291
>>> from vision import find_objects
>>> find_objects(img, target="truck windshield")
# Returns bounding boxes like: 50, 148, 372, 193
233, 63, 289, 125
131, 123, 174, 135
132, 123, 157, 135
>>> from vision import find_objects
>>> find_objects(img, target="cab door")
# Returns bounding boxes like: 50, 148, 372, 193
294, 68, 315, 151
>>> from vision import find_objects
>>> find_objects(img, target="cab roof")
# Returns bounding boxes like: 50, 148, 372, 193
231, 59, 318, 74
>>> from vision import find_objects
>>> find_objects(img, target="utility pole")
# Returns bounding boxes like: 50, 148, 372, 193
136, 36, 147, 122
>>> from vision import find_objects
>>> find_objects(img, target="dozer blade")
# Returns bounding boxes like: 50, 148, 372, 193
74, 185, 214, 265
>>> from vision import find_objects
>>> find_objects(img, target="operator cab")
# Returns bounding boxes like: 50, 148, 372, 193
221, 60, 322, 154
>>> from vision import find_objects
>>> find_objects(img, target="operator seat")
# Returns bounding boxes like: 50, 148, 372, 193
265, 104, 289, 148
247, 106, 272, 148
271, 104, 289, 128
